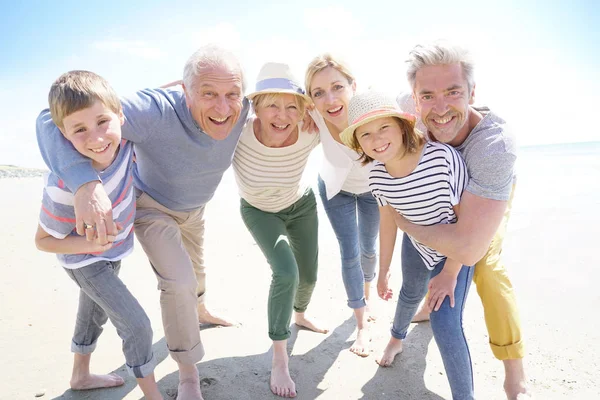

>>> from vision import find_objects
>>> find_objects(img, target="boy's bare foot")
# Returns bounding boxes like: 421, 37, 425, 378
271, 357, 296, 398
411, 304, 431, 323
70, 373, 124, 390
376, 337, 403, 367
197, 302, 235, 326
504, 359, 532, 400
349, 327, 370, 357
294, 312, 329, 334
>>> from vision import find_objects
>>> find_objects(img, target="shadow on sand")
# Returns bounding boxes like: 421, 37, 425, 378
49, 320, 444, 399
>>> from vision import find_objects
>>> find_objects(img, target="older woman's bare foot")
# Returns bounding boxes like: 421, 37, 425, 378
70, 373, 124, 390
177, 363, 204, 400
271, 340, 296, 398
197, 302, 236, 327
294, 312, 329, 334
349, 327, 370, 357
376, 337, 403, 367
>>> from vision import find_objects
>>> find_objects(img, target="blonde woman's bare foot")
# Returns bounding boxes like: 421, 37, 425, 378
197, 303, 236, 326
294, 312, 329, 334
349, 327, 370, 357
411, 304, 430, 323
70, 373, 124, 390
376, 337, 403, 367
178, 378, 204, 400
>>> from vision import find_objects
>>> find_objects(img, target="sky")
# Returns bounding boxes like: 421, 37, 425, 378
1, 0, 598, 168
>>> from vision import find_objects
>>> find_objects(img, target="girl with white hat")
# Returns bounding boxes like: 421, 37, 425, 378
304, 54, 380, 358
232, 62, 325, 398
340, 90, 475, 400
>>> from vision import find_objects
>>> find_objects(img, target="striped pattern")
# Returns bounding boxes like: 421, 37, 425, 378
370, 142, 468, 269
39, 141, 136, 269
233, 118, 320, 212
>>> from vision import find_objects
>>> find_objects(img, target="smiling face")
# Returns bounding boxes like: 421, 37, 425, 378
309, 66, 355, 132
183, 64, 244, 140
60, 100, 124, 170
413, 63, 475, 146
354, 117, 407, 164
254, 93, 303, 145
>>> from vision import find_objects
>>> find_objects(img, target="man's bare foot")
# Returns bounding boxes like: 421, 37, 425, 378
411, 303, 430, 323
197, 302, 235, 326
376, 337, 403, 367
70, 373, 124, 390
504, 359, 532, 400
271, 357, 296, 398
294, 312, 328, 334
349, 327, 370, 357
178, 378, 204, 400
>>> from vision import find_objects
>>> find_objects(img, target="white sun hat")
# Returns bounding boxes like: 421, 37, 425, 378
247, 62, 311, 102
340, 90, 416, 150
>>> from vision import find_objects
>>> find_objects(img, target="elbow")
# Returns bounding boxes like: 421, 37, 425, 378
457, 243, 488, 267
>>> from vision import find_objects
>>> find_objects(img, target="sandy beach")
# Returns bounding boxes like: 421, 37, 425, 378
1, 149, 599, 399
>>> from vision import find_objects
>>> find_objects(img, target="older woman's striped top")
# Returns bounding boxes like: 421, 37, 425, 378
232, 117, 320, 212
369, 142, 469, 269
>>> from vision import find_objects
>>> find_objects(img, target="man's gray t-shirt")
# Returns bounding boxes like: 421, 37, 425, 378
396, 92, 516, 201
455, 110, 516, 201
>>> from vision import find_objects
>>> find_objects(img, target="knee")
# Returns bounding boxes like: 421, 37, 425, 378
131, 315, 154, 347
160, 274, 197, 297
398, 285, 427, 305
273, 269, 299, 289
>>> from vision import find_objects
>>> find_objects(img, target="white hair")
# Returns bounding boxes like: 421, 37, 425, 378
406, 41, 475, 92
182, 45, 246, 93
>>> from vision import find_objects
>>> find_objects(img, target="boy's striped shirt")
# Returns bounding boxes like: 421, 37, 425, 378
39, 141, 135, 269
370, 142, 468, 269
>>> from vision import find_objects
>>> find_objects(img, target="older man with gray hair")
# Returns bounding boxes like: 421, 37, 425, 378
36, 45, 250, 400
394, 41, 531, 399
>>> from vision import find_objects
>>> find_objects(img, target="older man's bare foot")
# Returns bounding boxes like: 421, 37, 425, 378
350, 327, 370, 357
271, 357, 296, 398
411, 304, 430, 323
294, 312, 329, 334
376, 337, 403, 367
504, 359, 532, 400
70, 373, 124, 390
197, 302, 235, 326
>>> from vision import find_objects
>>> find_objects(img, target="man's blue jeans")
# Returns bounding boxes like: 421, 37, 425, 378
393, 233, 475, 400
317, 176, 379, 309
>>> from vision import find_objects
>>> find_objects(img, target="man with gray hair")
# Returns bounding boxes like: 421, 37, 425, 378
36, 45, 249, 400
394, 42, 531, 399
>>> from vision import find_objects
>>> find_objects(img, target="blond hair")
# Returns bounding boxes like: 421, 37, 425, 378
353, 117, 426, 166
304, 53, 355, 97
252, 92, 307, 119
48, 70, 121, 129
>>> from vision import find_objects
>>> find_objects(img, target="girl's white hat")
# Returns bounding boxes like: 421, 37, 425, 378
340, 91, 416, 150
247, 62, 311, 102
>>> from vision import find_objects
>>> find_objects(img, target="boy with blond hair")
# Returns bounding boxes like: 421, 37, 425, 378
35, 70, 162, 399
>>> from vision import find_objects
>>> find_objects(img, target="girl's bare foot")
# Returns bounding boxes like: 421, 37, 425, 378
197, 302, 236, 327
294, 312, 329, 334
349, 327, 370, 357
70, 373, 124, 390
271, 340, 296, 398
376, 337, 403, 367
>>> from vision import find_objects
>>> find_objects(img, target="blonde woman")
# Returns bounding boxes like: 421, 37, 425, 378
233, 62, 326, 398
305, 55, 379, 357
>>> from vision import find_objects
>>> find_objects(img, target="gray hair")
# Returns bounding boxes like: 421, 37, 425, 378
406, 41, 475, 92
182, 45, 246, 93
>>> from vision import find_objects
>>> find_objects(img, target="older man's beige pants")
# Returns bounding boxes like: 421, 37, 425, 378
134, 190, 206, 364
